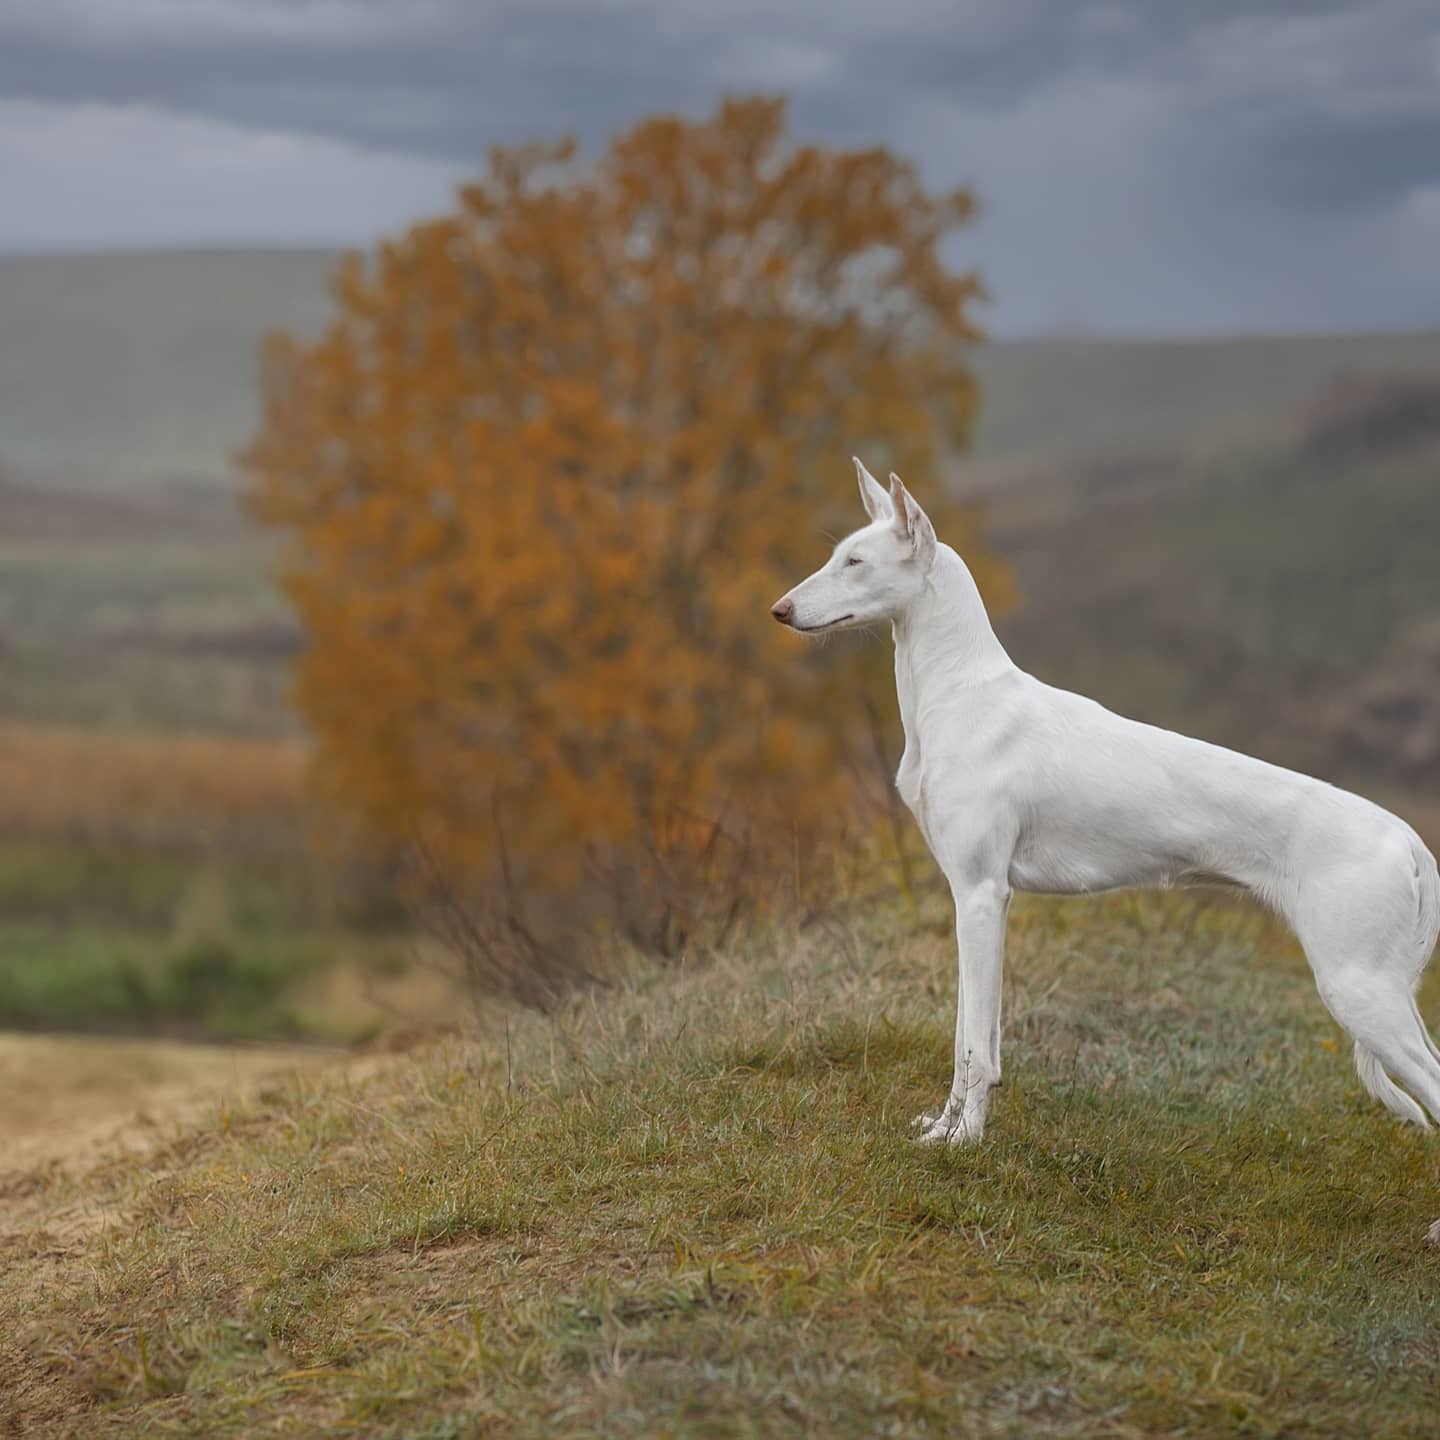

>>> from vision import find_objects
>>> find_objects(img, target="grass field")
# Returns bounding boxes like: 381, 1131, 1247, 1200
4, 884, 1440, 1437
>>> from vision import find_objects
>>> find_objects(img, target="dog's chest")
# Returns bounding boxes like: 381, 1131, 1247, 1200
892, 654, 927, 818
896, 763, 923, 813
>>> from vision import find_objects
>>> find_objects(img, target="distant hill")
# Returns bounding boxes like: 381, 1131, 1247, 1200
3, 247, 1440, 485
4, 249, 1440, 802
972, 330, 1440, 459
987, 372, 1440, 795
0, 249, 336, 486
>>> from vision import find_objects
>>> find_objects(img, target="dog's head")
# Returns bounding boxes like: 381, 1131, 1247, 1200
771, 458, 936, 634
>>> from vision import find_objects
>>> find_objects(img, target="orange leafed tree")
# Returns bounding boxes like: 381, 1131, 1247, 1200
245, 96, 1008, 904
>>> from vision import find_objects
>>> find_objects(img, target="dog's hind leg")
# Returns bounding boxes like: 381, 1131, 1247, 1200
1296, 845, 1440, 1126
1335, 982, 1440, 1126
1354, 1031, 1432, 1127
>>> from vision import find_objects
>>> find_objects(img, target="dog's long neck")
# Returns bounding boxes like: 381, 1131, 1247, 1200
892, 544, 1013, 699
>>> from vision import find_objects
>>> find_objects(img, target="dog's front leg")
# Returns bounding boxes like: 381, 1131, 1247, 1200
916, 876, 1011, 1147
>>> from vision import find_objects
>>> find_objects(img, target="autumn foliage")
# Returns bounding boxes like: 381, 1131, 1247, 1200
245, 97, 1006, 918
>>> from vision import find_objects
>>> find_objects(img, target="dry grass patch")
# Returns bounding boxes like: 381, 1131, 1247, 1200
0, 726, 307, 852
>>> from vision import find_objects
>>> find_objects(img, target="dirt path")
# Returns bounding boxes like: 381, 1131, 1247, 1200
0, 1032, 369, 1432
0, 1031, 341, 1180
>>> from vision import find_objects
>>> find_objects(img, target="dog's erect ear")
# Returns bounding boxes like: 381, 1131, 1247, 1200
889, 472, 936, 567
853, 457, 891, 523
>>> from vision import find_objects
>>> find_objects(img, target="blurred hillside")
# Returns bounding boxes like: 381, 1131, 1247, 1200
4, 370, 1438, 807
0, 474, 291, 734
1, 247, 1438, 803
980, 373, 1440, 802
4, 248, 1440, 484
2, 246, 1439, 1040
0, 249, 336, 486
974, 330, 1440, 460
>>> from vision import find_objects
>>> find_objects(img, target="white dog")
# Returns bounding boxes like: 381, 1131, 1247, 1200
772, 458, 1440, 1145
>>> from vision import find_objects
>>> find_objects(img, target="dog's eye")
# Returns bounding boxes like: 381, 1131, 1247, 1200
846, 555, 864, 567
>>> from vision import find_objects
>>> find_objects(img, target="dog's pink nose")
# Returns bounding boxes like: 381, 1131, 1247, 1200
771, 597, 795, 625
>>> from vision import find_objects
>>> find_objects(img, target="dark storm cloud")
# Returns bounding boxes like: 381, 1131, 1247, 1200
1, 0, 1437, 332
2, 1, 1433, 180
0, 2, 784, 159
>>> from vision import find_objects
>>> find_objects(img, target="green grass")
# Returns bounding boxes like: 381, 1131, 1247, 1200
0, 844, 399, 1041
7, 889, 1440, 1436
0, 921, 345, 1041
0, 841, 319, 931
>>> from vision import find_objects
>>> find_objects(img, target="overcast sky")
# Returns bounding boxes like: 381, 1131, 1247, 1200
0, 0, 1437, 336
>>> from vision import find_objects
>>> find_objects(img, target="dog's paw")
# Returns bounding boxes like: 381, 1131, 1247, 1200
909, 1108, 944, 1133
912, 1109, 985, 1148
